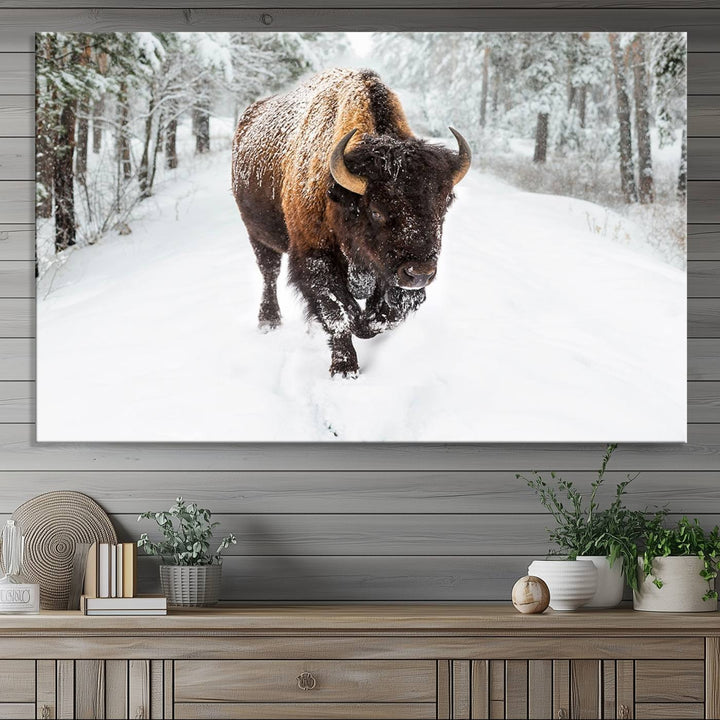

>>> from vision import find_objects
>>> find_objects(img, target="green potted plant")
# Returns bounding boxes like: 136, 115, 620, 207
137, 497, 237, 607
633, 516, 720, 613
519, 444, 665, 609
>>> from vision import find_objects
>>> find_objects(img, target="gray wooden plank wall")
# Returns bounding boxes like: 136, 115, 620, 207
0, 2, 717, 602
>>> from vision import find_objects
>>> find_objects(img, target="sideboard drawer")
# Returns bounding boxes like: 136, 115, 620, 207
174, 660, 437, 703
635, 660, 705, 702
174, 702, 437, 719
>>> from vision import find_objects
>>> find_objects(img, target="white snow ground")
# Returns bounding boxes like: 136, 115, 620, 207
37, 132, 686, 442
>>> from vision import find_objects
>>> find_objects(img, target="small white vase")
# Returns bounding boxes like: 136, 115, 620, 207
528, 559, 597, 611
577, 555, 624, 608
633, 556, 717, 613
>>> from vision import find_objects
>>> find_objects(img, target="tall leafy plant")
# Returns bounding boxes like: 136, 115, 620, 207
517, 444, 666, 590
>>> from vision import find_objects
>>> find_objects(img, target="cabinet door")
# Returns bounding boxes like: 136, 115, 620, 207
469, 657, 707, 720
35, 660, 166, 720
469, 659, 601, 719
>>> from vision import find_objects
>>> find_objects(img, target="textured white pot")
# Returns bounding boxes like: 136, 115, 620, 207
528, 559, 597, 611
577, 556, 624, 608
633, 556, 717, 613
160, 564, 221, 607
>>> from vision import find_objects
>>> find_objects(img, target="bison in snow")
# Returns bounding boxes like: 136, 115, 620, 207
232, 68, 470, 377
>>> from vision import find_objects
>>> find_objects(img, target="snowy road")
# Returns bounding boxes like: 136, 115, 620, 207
37, 143, 686, 441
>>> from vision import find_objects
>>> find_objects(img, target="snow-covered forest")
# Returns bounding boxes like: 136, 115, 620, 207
36, 32, 687, 442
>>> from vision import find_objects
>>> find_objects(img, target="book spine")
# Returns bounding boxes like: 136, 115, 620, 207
117, 544, 124, 598
110, 544, 117, 598
98, 543, 110, 598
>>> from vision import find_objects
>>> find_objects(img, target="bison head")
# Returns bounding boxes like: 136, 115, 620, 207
327, 128, 470, 291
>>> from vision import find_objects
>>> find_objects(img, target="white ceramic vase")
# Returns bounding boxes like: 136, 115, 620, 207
527, 559, 597, 611
577, 555, 624, 608
633, 556, 718, 613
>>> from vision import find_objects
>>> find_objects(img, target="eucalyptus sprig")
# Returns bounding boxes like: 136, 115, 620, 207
137, 497, 237, 566
517, 444, 666, 591
640, 516, 720, 601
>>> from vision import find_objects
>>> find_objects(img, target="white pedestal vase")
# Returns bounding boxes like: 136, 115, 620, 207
577, 556, 624, 608
527, 559, 597, 611
633, 556, 717, 612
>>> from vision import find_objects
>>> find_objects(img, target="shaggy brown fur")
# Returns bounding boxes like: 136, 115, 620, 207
232, 68, 466, 377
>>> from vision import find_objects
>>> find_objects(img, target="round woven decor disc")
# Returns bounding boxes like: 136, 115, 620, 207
12, 491, 116, 610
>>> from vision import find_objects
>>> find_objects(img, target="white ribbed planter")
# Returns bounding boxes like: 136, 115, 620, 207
633, 556, 717, 613
577, 556, 624, 609
160, 564, 221, 607
528, 559, 597, 611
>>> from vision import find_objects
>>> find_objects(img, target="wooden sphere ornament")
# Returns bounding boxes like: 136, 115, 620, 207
512, 575, 550, 614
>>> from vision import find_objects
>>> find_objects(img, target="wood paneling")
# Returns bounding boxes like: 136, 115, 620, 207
36, 660, 56, 720
706, 637, 720, 720
527, 660, 552, 720
634, 659, 704, 702
104, 660, 127, 720
0, 705, 34, 719
56, 660, 74, 720
570, 660, 600, 719
0, 660, 35, 702
0, 9, 718, 50
0, 2, 716, 605
173, 703, 436, 719
635, 704, 704, 719
74, 660, 104, 720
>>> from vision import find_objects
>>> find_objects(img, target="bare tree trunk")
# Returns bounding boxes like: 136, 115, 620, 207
165, 114, 178, 169
533, 112, 549, 163
678, 128, 687, 200
76, 96, 89, 183
92, 95, 104, 154
36, 106, 53, 219
139, 91, 155, 199
194, 101, 210, 154
117, 81, 131, 181
578, 86, 587, 129
36, 34, 54, 219
149, 111, 164, 191
608, 33, 638, 204
631, 34, 654, 204
480, 46, 489, 128
54, 101, 77, 252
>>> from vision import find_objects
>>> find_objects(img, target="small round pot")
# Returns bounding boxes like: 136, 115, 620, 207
160, 564, 222, 607
577, 556, 624, 609
633, 556, 717, 613
528, 559, 597, 611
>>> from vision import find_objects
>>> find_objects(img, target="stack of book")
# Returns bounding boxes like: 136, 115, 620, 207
81, 542, 167, 616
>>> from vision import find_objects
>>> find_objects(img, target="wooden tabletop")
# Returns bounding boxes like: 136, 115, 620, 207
0, 605, 718, 635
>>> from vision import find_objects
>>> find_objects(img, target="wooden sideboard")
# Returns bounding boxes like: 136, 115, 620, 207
0, 605, 717, 719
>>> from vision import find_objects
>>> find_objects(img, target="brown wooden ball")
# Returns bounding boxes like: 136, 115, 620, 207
512, 575, 550, 614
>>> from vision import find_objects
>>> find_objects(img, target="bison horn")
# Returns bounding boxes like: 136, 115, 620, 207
330, 129, 367, 196
449, 127, 471, 186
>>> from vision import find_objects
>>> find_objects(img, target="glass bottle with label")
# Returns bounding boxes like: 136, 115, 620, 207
0, 519, 40, 613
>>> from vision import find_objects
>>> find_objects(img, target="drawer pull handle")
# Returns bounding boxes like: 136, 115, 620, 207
297, 671, 317, 691
557, 710, 567, 719
40, 705, 51, 720
619, 705, 631, 719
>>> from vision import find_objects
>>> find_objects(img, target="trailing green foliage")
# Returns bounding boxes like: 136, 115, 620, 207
517, 444, 666, 591
137, 497, 237, 566
640, 515, 720, 600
